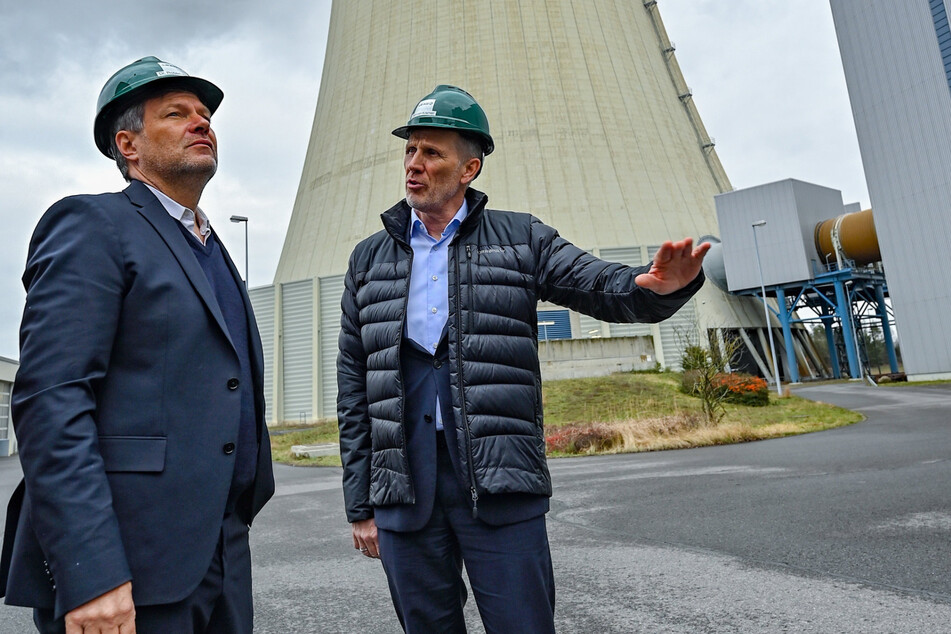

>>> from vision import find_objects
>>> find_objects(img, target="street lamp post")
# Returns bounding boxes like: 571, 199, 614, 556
538, 320, 555, 360
752, 220, 783, 398
230, 215, 249, 288
538, 320, 555, 342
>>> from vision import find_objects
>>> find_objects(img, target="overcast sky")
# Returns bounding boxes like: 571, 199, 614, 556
0, 0, 865, 361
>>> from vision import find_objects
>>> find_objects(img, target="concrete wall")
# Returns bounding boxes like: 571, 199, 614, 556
538, 336, 655, 381
831, 0, 951, 379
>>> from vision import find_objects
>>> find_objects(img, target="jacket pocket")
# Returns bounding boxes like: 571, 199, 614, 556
98, 436, 167, 473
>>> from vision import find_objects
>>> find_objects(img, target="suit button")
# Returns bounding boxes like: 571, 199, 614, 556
227, 378, 240, 390
433, 360, 442, 369
424, 415, 433, 423
223, 443, 236, 455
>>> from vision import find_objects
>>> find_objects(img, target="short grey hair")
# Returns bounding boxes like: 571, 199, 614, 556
455, 133, 485, 181
455, 133, 484, 164
109, 102, 146, 181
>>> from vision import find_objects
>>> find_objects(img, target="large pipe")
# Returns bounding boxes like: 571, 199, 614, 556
814, 208, 880, 266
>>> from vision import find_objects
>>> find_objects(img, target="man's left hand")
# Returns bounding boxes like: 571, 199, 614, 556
635, 238, 710, 295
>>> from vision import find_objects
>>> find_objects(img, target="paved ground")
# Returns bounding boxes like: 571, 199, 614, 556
1, 382, 951, 632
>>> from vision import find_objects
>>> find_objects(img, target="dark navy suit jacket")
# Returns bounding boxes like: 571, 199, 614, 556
374, 336, 548, 532
0, 180, 275, 618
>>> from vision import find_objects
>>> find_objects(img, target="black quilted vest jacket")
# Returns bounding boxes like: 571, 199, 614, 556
337, 188, 703, 522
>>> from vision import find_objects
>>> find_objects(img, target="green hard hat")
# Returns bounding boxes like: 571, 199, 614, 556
392, 85, 494, 156
94, 56, 223, 158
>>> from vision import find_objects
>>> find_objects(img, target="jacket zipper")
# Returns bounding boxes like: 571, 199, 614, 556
397, 240, 413, 501
456, 241, 480, 518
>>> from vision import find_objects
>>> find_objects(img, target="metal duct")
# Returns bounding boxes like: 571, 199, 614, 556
814, 208, 880, 266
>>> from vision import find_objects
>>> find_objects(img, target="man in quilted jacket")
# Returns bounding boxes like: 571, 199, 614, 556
337, 85, 709, 633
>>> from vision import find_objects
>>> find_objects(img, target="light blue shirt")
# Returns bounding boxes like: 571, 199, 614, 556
406, 200, 468, 430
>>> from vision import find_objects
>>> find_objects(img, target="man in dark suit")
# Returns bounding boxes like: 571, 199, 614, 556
0, 56, 274, 633
337, 85, 708, 632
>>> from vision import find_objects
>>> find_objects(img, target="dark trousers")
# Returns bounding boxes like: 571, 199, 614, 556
33, 512, 253, 634
378, 432, 556, 634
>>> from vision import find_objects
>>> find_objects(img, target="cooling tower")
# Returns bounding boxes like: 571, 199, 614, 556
261, 0, 774, 422
278, 0, 761, 315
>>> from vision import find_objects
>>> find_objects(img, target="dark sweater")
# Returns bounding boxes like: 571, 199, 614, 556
176, 222, 258, 507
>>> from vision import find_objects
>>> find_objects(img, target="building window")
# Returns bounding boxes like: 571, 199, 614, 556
537, 310, 571, 341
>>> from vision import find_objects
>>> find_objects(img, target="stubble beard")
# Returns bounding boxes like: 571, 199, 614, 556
143, 150, 218, 192
405, 173, 464, 215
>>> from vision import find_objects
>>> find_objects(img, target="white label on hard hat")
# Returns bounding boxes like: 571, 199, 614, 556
155, 62, 187, 77
412, 99, 437, 117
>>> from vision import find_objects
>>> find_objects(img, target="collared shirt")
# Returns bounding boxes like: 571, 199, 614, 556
406, 200, 468, 430
144, 182, 212, 245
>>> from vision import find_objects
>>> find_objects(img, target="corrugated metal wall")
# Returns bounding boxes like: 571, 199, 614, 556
281, 279, 314, 423
599, 246, 654, 339
318, 275, 345, 418
248, 285, 275, 424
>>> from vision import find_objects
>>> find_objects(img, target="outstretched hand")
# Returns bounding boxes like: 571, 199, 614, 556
635, 238, 710, 295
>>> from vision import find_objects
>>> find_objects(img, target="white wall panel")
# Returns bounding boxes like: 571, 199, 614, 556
249, 285, 276, 424
318, 275, 346, 419
281, 280, 314, 423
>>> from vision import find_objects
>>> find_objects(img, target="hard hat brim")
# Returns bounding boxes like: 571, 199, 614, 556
391, 123, 495, 156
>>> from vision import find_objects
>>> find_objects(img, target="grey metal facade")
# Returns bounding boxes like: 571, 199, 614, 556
715, 179, 848, 292
831, 0, 951, 379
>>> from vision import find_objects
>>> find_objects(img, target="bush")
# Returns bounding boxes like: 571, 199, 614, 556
681, 345, 710, 372
546, 423, 623, 454
715, 373, 769, 406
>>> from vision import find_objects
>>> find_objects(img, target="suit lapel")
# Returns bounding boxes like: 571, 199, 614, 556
123, 180, 235, 351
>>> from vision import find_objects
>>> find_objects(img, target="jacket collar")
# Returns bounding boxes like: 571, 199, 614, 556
122, 179, 236, 352
380, 187, 489, 244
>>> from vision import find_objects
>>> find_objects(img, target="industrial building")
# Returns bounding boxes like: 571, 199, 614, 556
251, 0, 768, 424
710, 179, 896, 385
830, 0, 951, 380
0, 356, 17, 456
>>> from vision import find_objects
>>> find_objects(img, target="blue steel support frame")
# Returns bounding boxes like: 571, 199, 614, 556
774, 287, 800, 383
874, 283, 899, 373
734, 267, 895, 382
822, 315, 841, 379
833, 278, 862, 378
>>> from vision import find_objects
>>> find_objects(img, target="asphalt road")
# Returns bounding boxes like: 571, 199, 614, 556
1, 382, 950, 632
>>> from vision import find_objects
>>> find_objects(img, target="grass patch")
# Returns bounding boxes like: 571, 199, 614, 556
542, 372, 862, 456
269, 419, 341, 467
879, 379, 951, 387
270, 372, 863, 465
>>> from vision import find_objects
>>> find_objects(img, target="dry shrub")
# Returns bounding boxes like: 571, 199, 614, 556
547, 411, 704, 455
546, 415, 810, 457
546, 422, 623, 454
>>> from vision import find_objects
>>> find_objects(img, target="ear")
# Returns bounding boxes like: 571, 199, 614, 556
460, 157, 482, 185
114, 129, 139, 163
